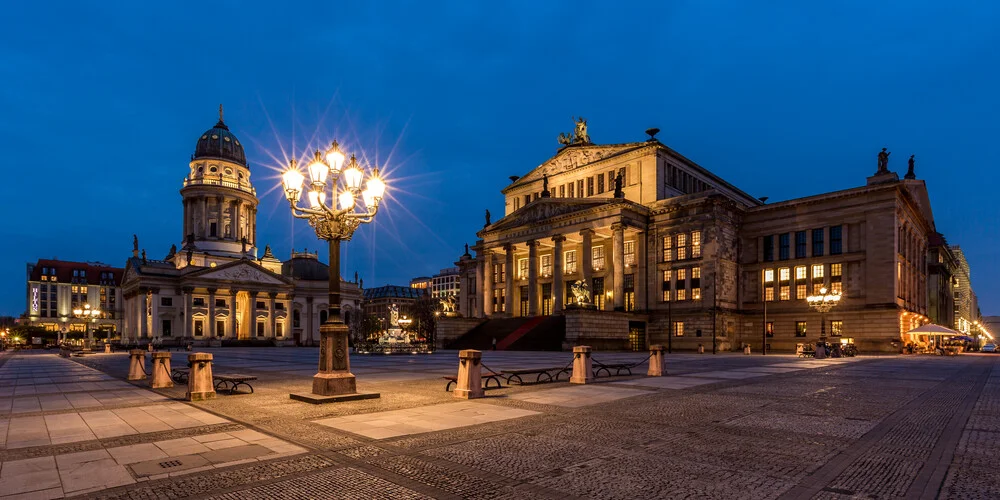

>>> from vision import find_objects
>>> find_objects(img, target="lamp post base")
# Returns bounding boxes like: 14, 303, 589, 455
290, 321, 381, 404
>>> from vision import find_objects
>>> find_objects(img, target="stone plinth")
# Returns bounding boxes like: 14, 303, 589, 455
104, 343, 111, 354
186, 352, 216, 401
290, 321, 379, 404
570, 345, 593, 384
743, 344, 752, 355
647, 344, 665, 377
150, 352, 173, 389
453, 350, 484, 399
127, 350, 147, 381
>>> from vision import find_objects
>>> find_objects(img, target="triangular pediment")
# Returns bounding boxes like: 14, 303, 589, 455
482, 198, 617, 233
185, 260, 292, 286
506, 143, 648, 192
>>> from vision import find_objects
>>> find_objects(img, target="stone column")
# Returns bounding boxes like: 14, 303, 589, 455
504, 244, 514, 316
207, 288, 217, 337
647, 345, 665, 376
581, 229, 594, 287
552, 235, 565, 313
183, 287, 193, 338
233, 200, 241, 242
570, 345, 593, 384
186, 352, 216, 401
149, 288, 159, 338
475, 255, 486, 317
150, 352, 173, 388
482, 251, 493, 316
306, 297, 315, 345
201, 198, 208, 238
454, 349, 484, 399
182, 199, 189, 241
612, 223, 625, 310
249, 291, 259, 337
636, 231, 647, 311
127, 350, 146, 381
228, 290, 238, 339
268, 292, 277, 338
527, 240, 539, 316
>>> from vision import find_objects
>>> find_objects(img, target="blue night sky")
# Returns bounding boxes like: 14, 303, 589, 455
1, 1, 997, 316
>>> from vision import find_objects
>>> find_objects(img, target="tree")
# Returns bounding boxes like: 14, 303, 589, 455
411, 295, 439, 345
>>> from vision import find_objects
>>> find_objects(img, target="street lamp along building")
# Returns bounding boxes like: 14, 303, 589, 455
443, 120, 946, 353
118, 107, 362, 347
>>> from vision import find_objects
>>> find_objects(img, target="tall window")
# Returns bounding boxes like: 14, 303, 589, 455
831, 320, 843, 337
691, 267, 701, 300
275, 322, 283, 337
662, 270, 672, 301
779, 234, 790, 260
673, 321, 684, 337
592, 246, 605, 270
256, 321, 265, 337
766, 322, 774, 338
676, 269, 687, 301
624, 274, 635, 311
592, 277, 605, 309
577, 179, 584, 198
831, 263, 843, 295
494, 263, 505, 283
559, 185, 565, 198
624, 241, 636, 267
676, 234, 688, 260
195, 320, 204, 336
663, 236, 674, 262
518, 258, 528, 280
568, 182, 575, 198
216, 320, 226, 337
540, 254, 552, 277
779, 267, 790, 301
812, 228, 824, 257
587, 177, 594, 196
162, 319, 172, 337
763, 235, 774, 262
493, 289, 505, 312
565, 250, 577, 274
830, 225, 843, 255
691, 231, 702, 258
795, 321, 807, 337
519, 285, 529, 316
597, 174, 605, 194
812, 264, 825, 294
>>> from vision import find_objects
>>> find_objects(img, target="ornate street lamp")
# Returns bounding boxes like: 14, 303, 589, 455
72, 303, 101, 349
805, 287, 841, 339
282, 140, 386, 403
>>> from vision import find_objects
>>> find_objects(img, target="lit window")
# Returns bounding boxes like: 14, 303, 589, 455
662, 270, 672, 302
663, 236, 673, 262
765, 288, 774, 301
813, 283, 823, 294
795, 266, 807, 280
624, 241, 635, 267
677, 234, 688, 260
779, 268, 790, 281
677, 289, 687, 301
796, 284, 807, 299
831, 320, 843, 336
677, 269, 687, 280
691, 231, 701, 258
764, 269, 774, 283
518, 258, 528, 280
564, 251, 577, 274
780, 286, 790, 300
830, 282, 842, 295
674, 322, 684, 337
692, 288, 701, 299
795, 321, 807, 337
692, 267, 701, 279
831, 263, 842, 277
540, 254, 552, 277
592, 246, 605, 271
812, 264, 824, 279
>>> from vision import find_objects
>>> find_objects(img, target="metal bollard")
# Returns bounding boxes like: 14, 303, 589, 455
150, 352, 173, 389
127, 350, 147, 381
647, 345, 666, 376
570, 345, 593, 384
186, 352, 216, 401
453, 350, 484, 399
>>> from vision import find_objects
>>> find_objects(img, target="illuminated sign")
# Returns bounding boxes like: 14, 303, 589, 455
31, 286, 39, 313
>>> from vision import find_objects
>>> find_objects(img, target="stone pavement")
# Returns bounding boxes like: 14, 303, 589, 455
2, 348, 997, 499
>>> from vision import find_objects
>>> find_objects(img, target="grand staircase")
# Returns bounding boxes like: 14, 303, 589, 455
446, 316, 566, 351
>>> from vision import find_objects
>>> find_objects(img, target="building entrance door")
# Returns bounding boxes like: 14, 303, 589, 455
519, 286, 529, 317
541, 283, 552, 315
628, 321, 646, 352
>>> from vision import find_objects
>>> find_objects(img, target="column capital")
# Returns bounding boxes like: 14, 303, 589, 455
526, 239, 539, 248
306, 296, 314, 303
503, 243, 514, 252
229, 289, 239, 297
248, 290, 260, 298
552, 235, 567, 244
149, 287, 160, 294
268, 291, 279, 299
206, 288, 217, 294
579, 228, 595, 237
611, 222, 625, 232
181, 286, 195, 293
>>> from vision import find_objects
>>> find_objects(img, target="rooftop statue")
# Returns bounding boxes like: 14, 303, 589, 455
877, 147, 891, 173
572, 116, 590, 144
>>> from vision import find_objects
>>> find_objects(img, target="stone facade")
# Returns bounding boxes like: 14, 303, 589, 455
460, 123, 944, 352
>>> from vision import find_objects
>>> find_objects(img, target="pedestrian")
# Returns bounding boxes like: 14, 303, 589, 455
492, 337, 497, 351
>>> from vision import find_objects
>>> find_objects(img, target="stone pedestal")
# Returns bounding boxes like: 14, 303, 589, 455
570, 345, 593, 384
127, 350, 146, 381
150, 352, 173, 389
104, 343, 111, 354
697, 344, 705, 354
453, 349, 484, 399
290, 322, 379, 404
647, 345, 665, 377
743, 344, 752, 355
186, 352, 216, 401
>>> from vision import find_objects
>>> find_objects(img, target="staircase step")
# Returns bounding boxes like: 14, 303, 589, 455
495, 316, 548, 350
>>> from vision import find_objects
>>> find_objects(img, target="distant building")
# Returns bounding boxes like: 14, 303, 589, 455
362, 285, 427, 328
926, 233, 956, 328
431, 267, 461, 299
409, 277, 431, 290
951, 246, 979, 333
25, 259, 124, 341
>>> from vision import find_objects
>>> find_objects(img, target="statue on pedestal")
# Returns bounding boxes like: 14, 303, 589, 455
389, 303, 400, 327
572, 117, 590, 144
877, 148, 891, 173
484, 209, 491, 227
570, 279, 592, 306
904, 154, 916, 179
440, 295, 458, 316
613, 171, 624, 198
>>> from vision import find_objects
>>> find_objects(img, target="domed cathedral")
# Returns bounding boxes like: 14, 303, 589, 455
119, 107, 362, 347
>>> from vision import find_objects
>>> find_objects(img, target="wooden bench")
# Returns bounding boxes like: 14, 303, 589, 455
502, 367, 571, 385
443, 371, 503, 391
593, 363, 633, 378
214, 374, 257, 394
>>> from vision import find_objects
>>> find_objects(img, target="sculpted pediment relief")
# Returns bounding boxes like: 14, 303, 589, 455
516, 145, 640, 185
194, 263, 287, 285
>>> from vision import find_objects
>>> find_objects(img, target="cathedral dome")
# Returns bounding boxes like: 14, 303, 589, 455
193, 106, 247, 166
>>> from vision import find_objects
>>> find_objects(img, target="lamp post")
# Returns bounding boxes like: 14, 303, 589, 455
72, 303, 101, 349
806, 287, 841, 341
281, 140, 386, 402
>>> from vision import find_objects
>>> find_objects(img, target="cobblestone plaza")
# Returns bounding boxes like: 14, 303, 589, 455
0, 349, 997, 499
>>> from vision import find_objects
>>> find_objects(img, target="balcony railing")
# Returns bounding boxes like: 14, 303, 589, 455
183, 175, 256, 195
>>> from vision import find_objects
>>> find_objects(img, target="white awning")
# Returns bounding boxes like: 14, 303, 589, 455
906, 324, 961, 336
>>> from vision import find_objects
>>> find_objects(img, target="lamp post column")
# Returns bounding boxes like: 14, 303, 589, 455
312, 238, 358, 396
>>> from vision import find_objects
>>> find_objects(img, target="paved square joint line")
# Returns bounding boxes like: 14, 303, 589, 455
509, 384, 648, 407
313, 401, 539, 439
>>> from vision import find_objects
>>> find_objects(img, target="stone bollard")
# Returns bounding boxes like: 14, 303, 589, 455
104, 343, 112, 354
570, 345, 593, 384
186, 352, 216, 401
697, 344, 705, 354
744, 344, 751, 355
647, 345, 666, 377
150, 352, 173, 389
127, 350, 147, 381
453, 349, 484, 399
